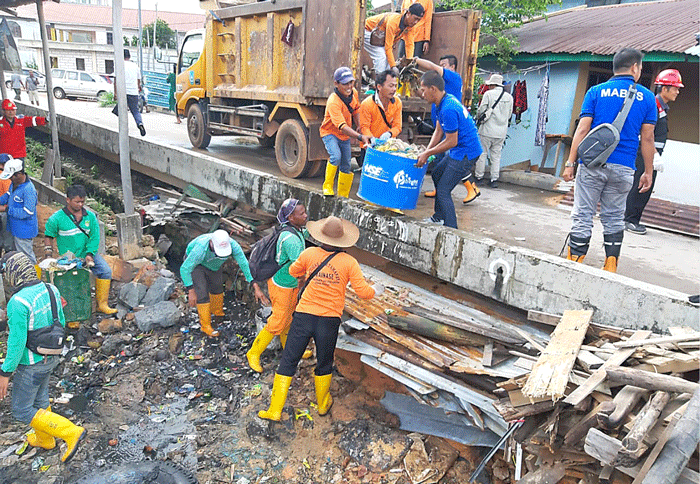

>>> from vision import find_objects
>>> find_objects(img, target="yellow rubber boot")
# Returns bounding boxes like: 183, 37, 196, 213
95, 278, 117, 315
246, 328, 275, 373
30, 408, 85, 462
337, 171, 354, 198
209, 292, 224, 317
28, 407, 56, 450
314, 374, 333, 416
197, 302, 219, 337
323, 163, 338, 196
462, 179, 481, 204
279, 330, 312, 359
423, 190, 436, 198
603, 256, 618, 273
35, 265, 42, 280
258, 374, 293, 421
566, 247, 586, 263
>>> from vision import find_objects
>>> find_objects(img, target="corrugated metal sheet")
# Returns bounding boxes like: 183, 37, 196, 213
560, 189, 700, 237
512, 0, 699, 56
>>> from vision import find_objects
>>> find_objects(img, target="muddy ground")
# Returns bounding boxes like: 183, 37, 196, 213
0, 287, 485, 484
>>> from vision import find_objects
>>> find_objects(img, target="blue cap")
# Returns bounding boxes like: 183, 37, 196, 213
334, 66, 355, 84
0, 154, 12, 165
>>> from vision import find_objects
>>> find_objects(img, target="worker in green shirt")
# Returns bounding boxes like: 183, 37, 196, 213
180, 229, 256, 337
247, 198, 312, 372
43, 185, 117, 315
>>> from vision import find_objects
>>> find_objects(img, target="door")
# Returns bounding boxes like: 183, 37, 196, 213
79, 72, 97, 97
64, 70, 80, 96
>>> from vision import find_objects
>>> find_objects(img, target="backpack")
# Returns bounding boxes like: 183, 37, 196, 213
249, 225, 302, 282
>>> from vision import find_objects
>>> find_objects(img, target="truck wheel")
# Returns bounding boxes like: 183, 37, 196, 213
187, 103, 211, 149
53, 87, 66, 99
275, 119, 310, 178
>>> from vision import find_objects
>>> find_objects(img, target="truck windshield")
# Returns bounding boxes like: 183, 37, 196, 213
180, 33, 203, 72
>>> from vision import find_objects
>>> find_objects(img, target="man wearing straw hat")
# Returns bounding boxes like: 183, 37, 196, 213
475, 73, 513, 188
258, 216, 384, 421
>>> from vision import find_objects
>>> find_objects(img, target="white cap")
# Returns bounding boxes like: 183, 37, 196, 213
0, 158, 23, 180
211, 230, 232, 257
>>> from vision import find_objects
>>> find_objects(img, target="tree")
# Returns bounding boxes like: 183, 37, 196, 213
439, 0, 560, 67
132, 35, 139, 47
142, 19, 176, 50
123, 35, 130, 47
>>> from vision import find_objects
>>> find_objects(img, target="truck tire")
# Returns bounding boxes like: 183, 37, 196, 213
187, 103, 211, 149
306, 159, 325, 178
275, 119, 310, 178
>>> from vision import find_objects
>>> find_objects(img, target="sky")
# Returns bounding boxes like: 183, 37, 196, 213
121, 0, 390, 13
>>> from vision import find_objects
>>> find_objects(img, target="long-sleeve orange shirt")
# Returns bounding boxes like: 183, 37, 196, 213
401, 0, 433, 43
365, 13, 415, 68
319, 89, 361, 140
290, 247, 375, 318
359, 93, 403, 139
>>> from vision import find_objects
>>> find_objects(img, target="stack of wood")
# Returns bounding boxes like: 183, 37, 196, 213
145, 186, 278, 252
340, 268, 700, 484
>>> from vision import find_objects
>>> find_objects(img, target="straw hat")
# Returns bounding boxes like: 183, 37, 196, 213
306, 216, 359, 248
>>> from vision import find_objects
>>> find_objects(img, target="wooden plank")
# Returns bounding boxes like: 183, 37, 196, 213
614, 333, 700, 349
564, 401, 617, 446
387, 313, 490, 347
631, 412, 682, 484
564, 330, 652, 406
599, 386, 649, 429
634, 355, 700, 374
577, 349, 606, 372
522, 310, 592, 400
584, 428, 699, 484
527, 309, 635, 339
605, 366, 699, 394
482, 341, 494, 367
615, 391, 671, 467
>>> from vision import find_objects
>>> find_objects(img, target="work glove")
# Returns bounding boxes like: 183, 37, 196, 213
379, 131, 391, 141
652, 151, 664, 173
371, 283, 385, 297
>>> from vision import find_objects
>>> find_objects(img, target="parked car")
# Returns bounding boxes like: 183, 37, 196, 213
50, 69, 112, 100
3, 68, 47, 91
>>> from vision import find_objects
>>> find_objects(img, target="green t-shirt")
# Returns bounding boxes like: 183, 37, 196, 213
272, 226, 307, 288
44, 207, 100, 259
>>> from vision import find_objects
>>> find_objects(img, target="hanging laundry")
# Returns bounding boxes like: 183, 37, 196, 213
535, 72, 549, 146
512, 80, 528, 124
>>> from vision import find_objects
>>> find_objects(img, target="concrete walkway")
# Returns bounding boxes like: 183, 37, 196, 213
26, 93, 700, 295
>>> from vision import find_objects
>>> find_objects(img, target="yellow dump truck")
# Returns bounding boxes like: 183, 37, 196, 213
176, 0, 480, 178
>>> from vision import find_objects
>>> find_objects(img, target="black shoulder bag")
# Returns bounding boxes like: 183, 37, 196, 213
26, 283, 65, 356
297, 251, 339, 302
476, 88, 506, 128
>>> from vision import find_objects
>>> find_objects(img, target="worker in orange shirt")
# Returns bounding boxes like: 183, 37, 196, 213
320, 67, 371, 198
258, 216, 383, 421
364, 4, 424, 74
399, 0, 433, 59
359, 69, 403, 147
0, 154, 15, 254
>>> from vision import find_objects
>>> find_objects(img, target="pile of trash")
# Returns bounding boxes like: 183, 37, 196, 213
373, 138, 426, 159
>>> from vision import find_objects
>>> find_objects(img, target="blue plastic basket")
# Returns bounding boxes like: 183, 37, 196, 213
357, 147, 428, 210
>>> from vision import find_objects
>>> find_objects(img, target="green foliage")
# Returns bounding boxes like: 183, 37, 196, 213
24, 139, 47, 178
86, 198, 113, 218
123, 35, 130, 47
132, 35, 140, 47
25, 60, 39, 70
438, 0, 560, 67
98, 91, 116, 107
142, 19, 176, 50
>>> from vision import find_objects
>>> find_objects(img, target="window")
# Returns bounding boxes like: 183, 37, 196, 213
7, 21, 21, 39
50, 57, 59, 68
107, 32, 113, 45
51, 69, 65, 79
105, 59, 114, 74
70, 32, 93, 43
76, 58, 85, 71
68, 71, 79, 80
179, 33, 203, 71
80, 72, 94, 82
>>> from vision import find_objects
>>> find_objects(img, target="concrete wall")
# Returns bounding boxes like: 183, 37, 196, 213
21, 104, 699, 331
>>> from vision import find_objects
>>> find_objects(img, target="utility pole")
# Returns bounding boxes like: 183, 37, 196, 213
36, 0, 61, 179
112, 0, 134, 215
137, 0, 143, 76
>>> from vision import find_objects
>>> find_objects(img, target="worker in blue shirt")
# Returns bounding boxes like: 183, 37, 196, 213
416, 70, 482, 229
562, 48, 656, 273
0, 158, 39, 271
180, 230, 257, 337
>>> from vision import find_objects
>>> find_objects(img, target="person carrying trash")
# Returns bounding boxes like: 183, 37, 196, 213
246, 198, 313, 372
258, 216, 383, 421
180, 229, 257, 337
0, 251, 86, 463
320, 67, 371, 198
43, 184, 117, 319
359, 69, 403, 148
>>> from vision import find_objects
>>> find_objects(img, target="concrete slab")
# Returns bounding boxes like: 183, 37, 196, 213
21, 94, 700, 331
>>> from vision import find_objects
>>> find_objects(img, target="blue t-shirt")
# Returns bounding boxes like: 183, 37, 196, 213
443, 68, 463, 102
431, 93, 482, 162
579, 75, 656, 169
